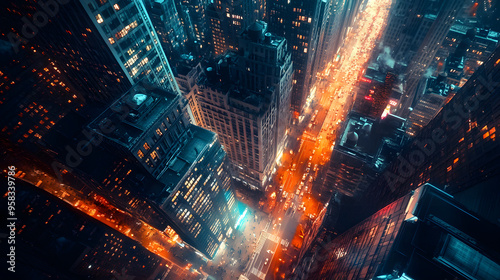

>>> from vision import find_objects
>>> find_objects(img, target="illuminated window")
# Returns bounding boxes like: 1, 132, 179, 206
113, 4, 120, 10
137, 150, 144, 159
151, 151, 158, 160
156, 128, 162, 136
96, 14, 103, 24
115, 21, 138, 39
143, 142, 150, 150
108, 37, 115, 44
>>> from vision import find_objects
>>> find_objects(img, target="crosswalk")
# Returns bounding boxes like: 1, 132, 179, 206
244, 231, 282, 280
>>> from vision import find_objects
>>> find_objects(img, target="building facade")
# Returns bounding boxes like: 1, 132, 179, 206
176, 22, 293, 190
144, 0, 188, 59
294, 184, 500, 280
207, 0, 265, 56
267, 0, 323, 114
395, 0, 465, 118
405, 75, 455, 136
13, 180, 175, 280
322, 112, 406, 198
358, 46, 500, 228
87, 82, 238, 258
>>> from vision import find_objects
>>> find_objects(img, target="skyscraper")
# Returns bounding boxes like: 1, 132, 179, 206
12, 179, 181, 280
177, 21, 293, 190
1, 0, 180, 102
234, 21, 293, 154
357, 46, 500, 228
144, 0, 188, 59
322, 112, 406, 198
405, 74, 455, 136
84, 82, 238, 258
293, 183, 500, 280
352, 64, 397, 119
267, 0, 323, 114
394, 0, 465, 118
177, 0, 210, 53
314, 0, 364, 74
207, 0, 265, 56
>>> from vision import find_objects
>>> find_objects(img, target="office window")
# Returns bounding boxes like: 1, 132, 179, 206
137, 150, 144, 159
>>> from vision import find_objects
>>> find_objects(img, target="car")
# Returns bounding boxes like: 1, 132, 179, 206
306, 168, 310, 173
264, 258, 269, 265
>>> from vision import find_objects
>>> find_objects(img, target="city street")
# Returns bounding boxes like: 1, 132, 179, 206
241, 0, 393, 278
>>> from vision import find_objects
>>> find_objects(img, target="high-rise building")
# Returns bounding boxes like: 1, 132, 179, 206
83, 82, 238, 258
382, 0, 421, 51
1, 0, 180, 102
293, 183, 500, 280
207, 0, 265, 56
406, 74, 455, 136
314, 0, 364, 74
438, 24, 499, 85
174, 57, 206, 125
0, 48, 90, 148
177, 0, 210, 53
177, 21, 293, 190
233, 21, 293, 154
267, 0, 323, 114
144, 0, 188, 59
12, 179, 177, 280
321, 112, 406, 198
395, 0, 465, 118
355, 46, 500, 228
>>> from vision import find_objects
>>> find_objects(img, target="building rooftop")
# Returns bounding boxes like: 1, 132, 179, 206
363, 64, 388, 84
425, 75, 455, 96
240, 20, 285, 47
89, 83, 179, 149
336, 112, 406, 170
450, 21, 499, 43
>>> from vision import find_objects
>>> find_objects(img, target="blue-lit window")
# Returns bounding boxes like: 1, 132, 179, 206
438, 235, 500, 280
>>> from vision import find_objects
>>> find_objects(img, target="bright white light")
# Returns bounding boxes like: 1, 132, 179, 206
235, 208, 248, 228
